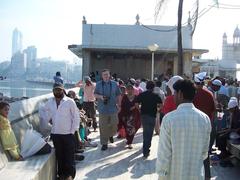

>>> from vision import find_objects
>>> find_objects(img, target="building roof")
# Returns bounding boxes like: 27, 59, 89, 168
82, 24, 192, 50
68, 23, 208, 58
68, 44, 208, 58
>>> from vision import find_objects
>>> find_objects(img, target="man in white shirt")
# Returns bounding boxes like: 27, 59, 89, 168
44, 83, 80, 180
156, 79, 211, 180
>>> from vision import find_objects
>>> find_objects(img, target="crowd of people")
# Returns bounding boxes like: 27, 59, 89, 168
1, 69, 240, 180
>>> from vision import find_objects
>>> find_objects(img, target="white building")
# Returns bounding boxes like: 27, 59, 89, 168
219, 26, 240, 78
12, 28, 23, 56
192, 58, 219, 78
69, 16, 207, 80
10, 52, 26, 77
23, 46, 37, 73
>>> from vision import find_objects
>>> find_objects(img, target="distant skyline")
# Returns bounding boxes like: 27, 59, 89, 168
0, 0, 240, 63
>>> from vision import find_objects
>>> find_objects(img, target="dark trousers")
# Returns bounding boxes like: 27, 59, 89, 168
210, 120, 217, 149
83, 101, 97, 129
204, 120, 216, 179
216, 131, 229, 152
126, 134, 134, 145
141, 114, 155, 156
204, 154, 211, 179
51, 134, 76, 178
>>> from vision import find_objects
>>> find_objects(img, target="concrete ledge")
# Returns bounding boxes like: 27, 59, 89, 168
0, 87, 79, 180
0, 149, 56, 180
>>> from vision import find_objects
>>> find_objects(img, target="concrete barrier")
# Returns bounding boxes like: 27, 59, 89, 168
0, 87, 79, 180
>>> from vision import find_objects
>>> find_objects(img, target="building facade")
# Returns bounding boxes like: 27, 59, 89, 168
23, 46, 37, 73
69, 16, 207, 80
219, 26, 240, 78
10, 52, 26, 77
12, 28, 23, 57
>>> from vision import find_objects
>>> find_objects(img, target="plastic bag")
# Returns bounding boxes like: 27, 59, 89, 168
20, 129, 46, 158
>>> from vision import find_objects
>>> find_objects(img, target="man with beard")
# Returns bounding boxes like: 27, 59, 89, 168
43, 83, 80, 180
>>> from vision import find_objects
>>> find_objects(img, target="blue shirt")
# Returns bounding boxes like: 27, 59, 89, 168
218, 85, 229, 96
94, 80, 121, 114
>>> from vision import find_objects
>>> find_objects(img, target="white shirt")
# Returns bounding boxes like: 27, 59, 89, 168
156, 103, 211, 180
43, 96, 80, 135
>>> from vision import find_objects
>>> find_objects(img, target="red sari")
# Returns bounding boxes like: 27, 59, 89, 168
118, 94, 141, 144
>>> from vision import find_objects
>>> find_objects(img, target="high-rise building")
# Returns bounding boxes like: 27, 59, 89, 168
10, 52, 26, 77
24, 46, 37, 73
12, 28, 23, 56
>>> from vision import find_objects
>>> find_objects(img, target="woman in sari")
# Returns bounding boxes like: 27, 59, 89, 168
117, 85, 127, 139
118, 84, 141, 149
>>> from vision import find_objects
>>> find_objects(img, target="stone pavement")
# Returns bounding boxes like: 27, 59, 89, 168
75, 128, 240, 180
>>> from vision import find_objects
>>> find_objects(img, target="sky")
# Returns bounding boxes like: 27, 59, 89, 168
0, 0, 240, 63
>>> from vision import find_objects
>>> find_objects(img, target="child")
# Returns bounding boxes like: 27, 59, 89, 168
0, 101, 22, 160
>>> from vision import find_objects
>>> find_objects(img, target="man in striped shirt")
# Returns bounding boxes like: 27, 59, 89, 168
156, 79, 211, 180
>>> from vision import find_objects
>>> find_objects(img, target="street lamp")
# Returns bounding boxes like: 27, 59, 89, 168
148, 44, 159, 80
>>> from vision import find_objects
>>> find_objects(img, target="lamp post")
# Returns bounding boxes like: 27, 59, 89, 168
148, 44, 159, 80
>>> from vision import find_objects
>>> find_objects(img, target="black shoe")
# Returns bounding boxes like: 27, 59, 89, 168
109, 136, 114, 143
143, 154, 149, 159
101, 145, 108, 151
75, 154, 85, 161
75, 149, 84, 153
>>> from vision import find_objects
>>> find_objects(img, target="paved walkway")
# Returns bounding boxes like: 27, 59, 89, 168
75, 128, 240, 180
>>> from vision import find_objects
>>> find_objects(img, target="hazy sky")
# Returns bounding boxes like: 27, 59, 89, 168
0, 0, 240, 63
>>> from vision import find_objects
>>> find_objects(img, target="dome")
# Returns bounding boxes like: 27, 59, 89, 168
233, 26, 240, 37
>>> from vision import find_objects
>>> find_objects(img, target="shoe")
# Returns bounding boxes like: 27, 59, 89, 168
85, 141, 98, 147
101, 144, 108, 151
117, 134, 122, 139
127, 145, 133, 149
109, 136, 114, 143
75, 154, 85, 161
75, 148, 84, 153
143, 153, 149, 159
143, 154, 149, 159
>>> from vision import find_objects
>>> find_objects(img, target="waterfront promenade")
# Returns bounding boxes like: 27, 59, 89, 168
75, 128, 240, 180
